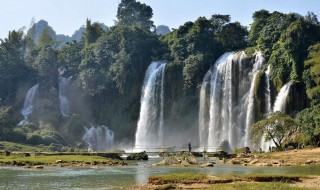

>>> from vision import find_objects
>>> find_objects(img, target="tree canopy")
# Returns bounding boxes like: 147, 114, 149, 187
251, 112, 299, 148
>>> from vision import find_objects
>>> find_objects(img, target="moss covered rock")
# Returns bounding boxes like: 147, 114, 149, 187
126, 151, 148, 160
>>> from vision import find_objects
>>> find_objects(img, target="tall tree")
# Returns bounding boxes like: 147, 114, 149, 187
117, 0, 154, 30
0, 30, 34, 102
84, 19, 105, 48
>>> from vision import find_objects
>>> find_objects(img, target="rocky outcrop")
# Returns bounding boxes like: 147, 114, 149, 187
126, 152, 148, 161
154, 153, 197, 166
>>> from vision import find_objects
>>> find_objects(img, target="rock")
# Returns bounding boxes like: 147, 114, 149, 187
56, 160, 63, 163
255, 163, 265, 167
249, 159, 259, 165
305, 160, 315, 164
126, 152, 148, 161
34, 165, 44, 169
242, 163, 248, 166
201, 162, 214, 167
155, 153, 198, 166
91, 161, 98, 165
229, 159, 241, 164
265, 163, 273, 166
186, 156, 197, 164
181, 160, 190, 166
272, 160, 279, 164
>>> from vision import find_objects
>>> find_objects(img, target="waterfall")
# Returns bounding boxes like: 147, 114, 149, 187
260, 65, 272, 151
265, 65, 272, 114
17, 84, 39, 126
199, 70, 211, 148
199, 51, 265, 151
206, 52, 236, 151
273, 81, 292, 112
244, 52, 264, 146
58, 76, 71, 117
135, 61, 166, 151
82, 125, 114, 151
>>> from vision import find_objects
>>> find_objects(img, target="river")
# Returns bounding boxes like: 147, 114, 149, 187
1, 157, 320, 189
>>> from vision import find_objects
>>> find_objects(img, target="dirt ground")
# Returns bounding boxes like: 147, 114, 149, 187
256, 147, 320, 166
291, 176, 320, 189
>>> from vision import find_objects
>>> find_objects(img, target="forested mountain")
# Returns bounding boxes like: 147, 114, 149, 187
0, 0, 319, 151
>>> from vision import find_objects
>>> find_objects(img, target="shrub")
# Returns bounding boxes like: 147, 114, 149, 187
27, 134, 44, 145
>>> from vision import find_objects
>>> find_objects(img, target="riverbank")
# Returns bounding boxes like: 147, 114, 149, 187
0, 153, 128, 168
137, 173, 320, 189
224, 147, 320, 167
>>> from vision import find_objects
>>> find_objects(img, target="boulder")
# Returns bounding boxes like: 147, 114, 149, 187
34, 165, 44, 169
229, 159, 242, 164
201, 162, 214, 167
249, 159, 260, 165
126, 152, 148, 161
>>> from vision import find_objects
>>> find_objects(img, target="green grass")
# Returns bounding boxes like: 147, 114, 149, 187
149, 173, 209, 185
0, 141, 43, 152
0, 155, 110, 164
148, 173, 307, 185
220, 174, 306, 182
207, 182, 305, 190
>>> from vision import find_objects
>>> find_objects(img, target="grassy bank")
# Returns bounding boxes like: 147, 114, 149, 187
0, 141, 43, 152
142, 173, 320, 190
0, 141, 128, 167
0, 154, 127, 167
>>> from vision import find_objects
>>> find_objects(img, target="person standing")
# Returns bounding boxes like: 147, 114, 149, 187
188, 141, 191, 152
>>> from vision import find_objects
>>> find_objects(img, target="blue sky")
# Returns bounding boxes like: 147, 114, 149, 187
1, 0, 320, 39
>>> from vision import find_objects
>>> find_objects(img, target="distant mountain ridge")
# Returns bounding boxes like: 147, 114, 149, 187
27, 19, 109, 48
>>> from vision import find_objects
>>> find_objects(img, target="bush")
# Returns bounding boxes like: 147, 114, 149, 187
45, 143, 62, 152
42, 135, 60, 145
27, 134, 44, 145
0, 130, 27, 143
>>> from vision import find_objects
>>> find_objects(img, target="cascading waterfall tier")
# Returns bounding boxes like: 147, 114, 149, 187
199, 51, 265, 151
260, 65, 272, 151
58, 76, 71, 117
17, 84, 39, 126
82, 125, 114, 151
273, 81, 292, 112
244, 52, 264, 147
135, 61, 166, 151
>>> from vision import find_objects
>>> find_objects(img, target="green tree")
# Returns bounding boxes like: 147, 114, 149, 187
210, 14, 230, 33
249, 10, 271, 46
38, 28, 55, 47
0, 30, 34, 102
57, 40, 83, 76
32, 45, 57, 89
251, 112, 299, 148
84, 19, 105, 47
183, 53, 204, 91
217, 22, 248, 51
305, 11, 319, 25
116, 0, 154, 30
303, 43, 320, 103
297, 105, 320, 145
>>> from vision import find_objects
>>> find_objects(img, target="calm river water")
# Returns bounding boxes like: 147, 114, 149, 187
1, 157, 320, 189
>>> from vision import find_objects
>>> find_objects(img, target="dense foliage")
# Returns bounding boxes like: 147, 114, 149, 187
0, 0, 319, 149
